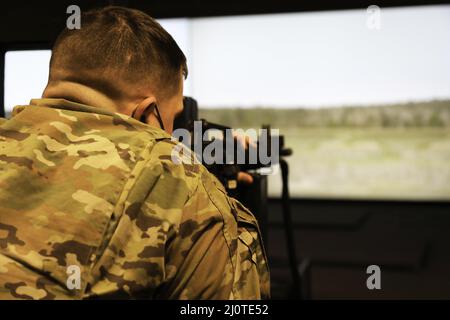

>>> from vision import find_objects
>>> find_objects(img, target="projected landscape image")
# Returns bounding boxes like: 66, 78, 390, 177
200, 100, 450, 200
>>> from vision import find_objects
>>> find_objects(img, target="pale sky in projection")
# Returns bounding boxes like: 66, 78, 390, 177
189, 5, 450, 108
4, 5, 450, 113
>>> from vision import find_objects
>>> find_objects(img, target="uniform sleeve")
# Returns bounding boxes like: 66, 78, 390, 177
89, 140, 269, 300
154, 178, 235, 299
87, 141, 197, 299
155, 172, 270, 300
228, 197, 271, 299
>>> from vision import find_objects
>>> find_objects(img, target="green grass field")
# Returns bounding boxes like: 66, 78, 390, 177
200, 101, 450, 200
268, 127, 450, 200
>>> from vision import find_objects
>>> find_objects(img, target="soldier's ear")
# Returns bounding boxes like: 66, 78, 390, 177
131, 96, 157, 122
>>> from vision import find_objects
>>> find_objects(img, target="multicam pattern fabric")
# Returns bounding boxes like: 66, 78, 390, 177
0, 99, 270, 300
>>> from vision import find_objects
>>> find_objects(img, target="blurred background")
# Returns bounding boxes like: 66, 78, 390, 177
1, 0, 450, 299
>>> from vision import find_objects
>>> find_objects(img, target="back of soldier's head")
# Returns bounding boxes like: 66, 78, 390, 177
49, 6, 187, 102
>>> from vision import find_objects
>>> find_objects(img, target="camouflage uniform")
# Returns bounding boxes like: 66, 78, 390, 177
0, 98, 270, 300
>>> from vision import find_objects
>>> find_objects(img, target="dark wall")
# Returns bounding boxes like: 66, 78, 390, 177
267, 199, 450, 299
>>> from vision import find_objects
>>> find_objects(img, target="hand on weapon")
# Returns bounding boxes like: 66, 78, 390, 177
233, 130, 257, 185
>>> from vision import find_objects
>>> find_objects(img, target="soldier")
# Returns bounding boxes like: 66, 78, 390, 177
0, 6, 269, 299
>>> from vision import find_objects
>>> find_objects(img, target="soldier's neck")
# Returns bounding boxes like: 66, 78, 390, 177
42, 81, 132, 115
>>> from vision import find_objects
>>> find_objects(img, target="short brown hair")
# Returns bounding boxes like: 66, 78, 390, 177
50, 6, 187, 100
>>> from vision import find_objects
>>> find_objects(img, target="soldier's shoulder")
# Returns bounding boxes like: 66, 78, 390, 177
144, 139, 204, 192
148, 138, 229, 199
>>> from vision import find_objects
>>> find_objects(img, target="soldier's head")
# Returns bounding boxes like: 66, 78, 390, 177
43, 6, 187, 134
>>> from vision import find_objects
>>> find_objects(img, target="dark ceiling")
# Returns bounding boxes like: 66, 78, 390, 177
1, 0, 449, 46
